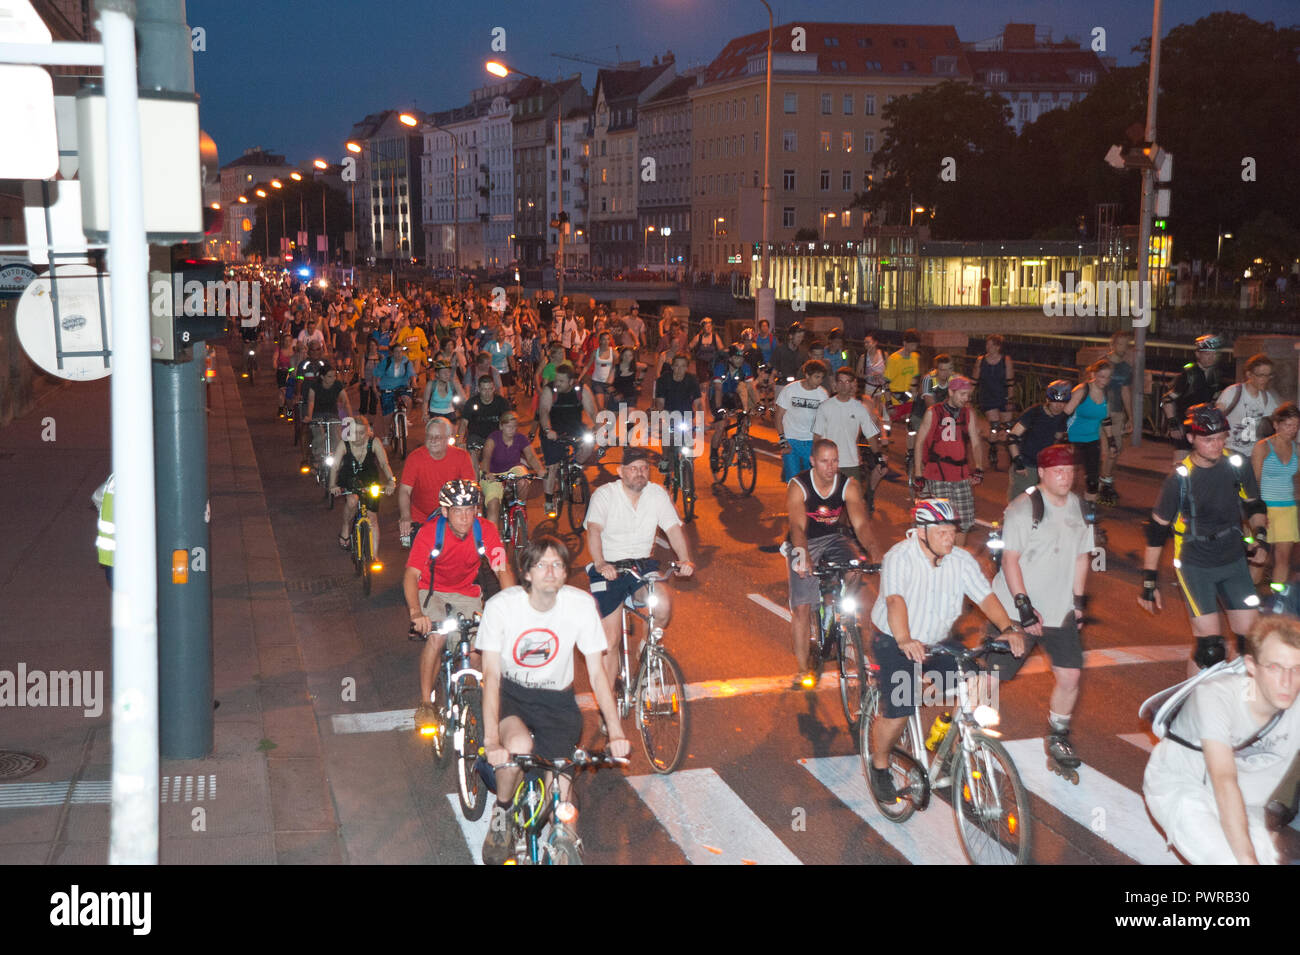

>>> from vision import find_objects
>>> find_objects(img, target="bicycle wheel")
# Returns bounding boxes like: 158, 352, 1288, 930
567, 471, 589, 535
664, 455, 679, 503
859, 685, 928, 823
393, 414, 407, 460
710, 438, 731, 484
807, 608, 824, 681
952, 734, 1033, 865
680, 456, 696, 523
635, 647, 688, 774
430, 675, 451, 768
359, 519, 372, 597
542, 830, 583, 865
456, 686, 487, 820
735, 445, 757, 495
511, 508, 529, 553
836, 622, 867, 732
351, 516, 363, 576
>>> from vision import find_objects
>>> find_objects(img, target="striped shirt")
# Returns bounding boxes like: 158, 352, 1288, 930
870, 530, 993, 645
1259, 440, 1298, 506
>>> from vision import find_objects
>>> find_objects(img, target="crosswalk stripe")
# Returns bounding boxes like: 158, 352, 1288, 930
800, 755, 974, 865
445, 793, 490, 865
1001, 737, 1180, 865
747, 593, 791, 622
626, 768, 800, 865
1118, 732, 1157, 753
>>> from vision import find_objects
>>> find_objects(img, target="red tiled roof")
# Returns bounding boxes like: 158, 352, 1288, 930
966, 49, 1107, 86
703, 23, 971, 83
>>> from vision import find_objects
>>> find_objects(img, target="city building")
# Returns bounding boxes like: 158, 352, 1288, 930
349, 110, 424, 266
547, 108, 593, 269
637, 72, 698, 272
218, 147, 291, 262
511, 76, 587, 269
588, 56, 678, 271
690, 23, 971, 274
965, 23, 1113, 134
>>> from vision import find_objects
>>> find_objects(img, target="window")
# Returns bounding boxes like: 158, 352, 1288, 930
934, 56, 957, 74
841, 210, 851, 227
739, 136, 745, 156
782, 206, 795, 228
1078, 70, 1095, 85
739, 100, 745, 119
753, 170, 759, 187
987, 69, 1007, 85
821, 93, 832, 114
754, 94, 760, 114
600, 197, 607, 212
843, 94, 853, 114
819, 130, 831, 152
864, 133, 875, 153
857, 37, 873, 48
864, 94, 876, 116
783, 168, 796, 190
841, 131, 853, 152
824, 36, 839, 47
893, 37, 907, 48
863, 170, 872, 189
600, 140, 607, 156
754, 132, 760, 153
783, 92, 798, 113
901, 61, 914, 72
842, 169, 852, 191
1018, 102, 1030, 123
820, 169, 830, 191
782, 129, 797, 152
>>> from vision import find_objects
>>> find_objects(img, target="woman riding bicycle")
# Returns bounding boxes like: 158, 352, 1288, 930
328, 415, 397, 554
423, 359, 466, 425
480, 410, 545, 528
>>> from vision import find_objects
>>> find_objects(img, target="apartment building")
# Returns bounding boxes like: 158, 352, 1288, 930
547, 109, 593, 268
511, 76, 587, 268
637, 72, 697, 271
349, 110, 424, 264
218, 148, 292, 261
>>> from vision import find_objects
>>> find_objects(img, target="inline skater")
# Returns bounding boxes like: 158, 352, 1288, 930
1063, 359, 1117, 546
1098, 331, 1135, 506
972, 335, 1016, 470
1005, 379, 1070, 502
1162, 333, 1231, 463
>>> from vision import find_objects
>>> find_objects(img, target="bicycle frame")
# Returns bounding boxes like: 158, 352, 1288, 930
899, 651, 1002, 800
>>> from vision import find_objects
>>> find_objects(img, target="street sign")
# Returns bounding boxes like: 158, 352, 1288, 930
15, 264, 113, 380
23, 179, 88, 266
0, 261, 38, 299
0, 1, 57, 180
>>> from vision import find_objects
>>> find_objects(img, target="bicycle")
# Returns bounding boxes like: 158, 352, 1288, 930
796, 553, 879, 730
489, 469, 536, 553
660, 420, 697, 523
307, 418, 342, 508
381, 388, 411, 460
339, 481, 392, 597
709, 408, 757, 495
610, 559, 689, 773
484, 749, 627, 865
549, 434, 593, 534
242, 342, 257, 382
415, 606, 487, 821
859, 639, 1032, 865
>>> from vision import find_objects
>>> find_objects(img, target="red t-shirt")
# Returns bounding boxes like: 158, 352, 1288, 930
401, 447, 475, 523
405, 517, 506, 596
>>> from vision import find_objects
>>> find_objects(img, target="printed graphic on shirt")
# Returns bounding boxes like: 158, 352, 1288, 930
512, 628, 560, 669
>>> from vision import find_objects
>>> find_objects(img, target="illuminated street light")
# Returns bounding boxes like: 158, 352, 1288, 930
313, 159, 329, 170
255, 189, 267, 198
238, 195, 247, 203
485, 60, 509, 78
399, 113, 418, 127
271, 179, 282, 189
290, 171, 302, 181
346, 141, 362, 154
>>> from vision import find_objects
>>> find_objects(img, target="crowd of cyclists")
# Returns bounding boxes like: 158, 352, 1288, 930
236, 269, 1300, 866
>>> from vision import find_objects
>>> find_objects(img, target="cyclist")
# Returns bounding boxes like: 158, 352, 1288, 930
1099, 330, 1135, 506
883, 328, 921, 446
1140, 403, 1269, 675
376, 344, 418, 446
813, 367, 885, 496
391, 314, 429, 389
983, 444, 1095, 780
912, 375, 984, 546
303, 365, 352, 469
585, 446, 695, 693
479, 534, 630, 865
1143, 614, 1300, 864
1162, 333, 1231, 463
274, 334, 296, 417
865, 500, 1021, 804
855, 330, 888, 412
398, 417, 477, 545
775, 359, 830, 482
290, 341, 330, 424
481, 410, 544, 528
655, 353, 705, 472
582, 329, 618, 409
459, 374, 510, 476
972, 334, 1016, 470
688, 316, 725, 385
709, 345, 757, 472
770, 322, 806, 384
328, 415, 396, 552
484, 324, 515, 399
538, 362, 598, 519
785, 438, 884, 686
824, 327, 852, 376
406, 480, 514, 735
755, 318, 775, 365
422, 358, 466, 427
1006, 379, 1071, 502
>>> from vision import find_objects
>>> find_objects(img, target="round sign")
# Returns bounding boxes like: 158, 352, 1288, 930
15, 264, 112, 380
0, 263, 38, 297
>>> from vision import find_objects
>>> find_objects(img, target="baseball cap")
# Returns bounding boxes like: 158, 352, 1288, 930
621, 446, 654, 467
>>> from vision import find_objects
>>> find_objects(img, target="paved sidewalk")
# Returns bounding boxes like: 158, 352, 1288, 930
0, 348, 341, 864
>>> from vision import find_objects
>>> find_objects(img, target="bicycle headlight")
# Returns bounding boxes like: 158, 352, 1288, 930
582, 432, 594, 444
678, 420, 691, 432
438, 618, 458, 635
555, 801, 578, 825
839, 596, 857, 614
367, 484, 381, 498
453, 395, 462, 404
987, 537, 1004, 551
972, 704, 1001, 728
645, 592, 660, 610
325, 456, 335, 467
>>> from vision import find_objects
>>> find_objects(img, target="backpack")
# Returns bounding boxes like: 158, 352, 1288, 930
1170, 452, 1250, 544
1140, 656, 1283, 751
1221, 382, 1277, 441
421, 515, 501, 610
1021, 484, 1089, 530
921, 403, 971, 480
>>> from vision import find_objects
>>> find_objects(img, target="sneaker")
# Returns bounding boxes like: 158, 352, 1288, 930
869, 765, 900, 804
414, 702, 439, 734
482, 804, 513, 865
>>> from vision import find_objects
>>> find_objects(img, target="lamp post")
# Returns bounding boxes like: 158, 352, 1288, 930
427, 121, 461, 296
755, 0, 775, 328
270, 179, 286, 260
314, 159, 329, 267
346, 141, 361, 273
487, 60, 565, 302
1216, 229, 1233, 297
644, 224, 655, 267
661, 226, 671, 274
255, 188, 269, 261
289, 171, 305, 261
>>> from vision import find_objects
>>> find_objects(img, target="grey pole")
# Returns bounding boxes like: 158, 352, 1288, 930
755, 0, 774, 328
137, 0, 212, 760
1131, 0, 1163, 448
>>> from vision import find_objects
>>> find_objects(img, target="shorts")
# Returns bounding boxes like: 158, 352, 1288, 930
417, 589, 483, 622
590, 380, 610, 398
1144, 783, 1280, 865
586, 558, 659, 619
870, 629, 965, 719
276, 368, 290, 388
981, 617, 1083, 680
499, 369, 515, 388
788, 533, 859, 608
921, 479, 975, 533
1074, 439, 1101, 490
498, 678, 583, 761
781, 438, 814, 482
541, 432, 582, 467
1174, 556, 1260, 618
1266, 504, 1299, 543
481, 479, 504, 504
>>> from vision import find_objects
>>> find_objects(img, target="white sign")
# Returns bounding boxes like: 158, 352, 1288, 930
15, 264, 113, 381
0, 2, 57, 180
23, 179, 88, 266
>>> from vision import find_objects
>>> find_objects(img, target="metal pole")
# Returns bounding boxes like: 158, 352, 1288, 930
321, 187, 327, 266
755, 0, 774, 328
1131, 0, 1162, 449
100, 0, 160, 865
556, 102, 565, 303
350, 178, 355, 271
453, 131, 460, 296
390, 166, 395, 295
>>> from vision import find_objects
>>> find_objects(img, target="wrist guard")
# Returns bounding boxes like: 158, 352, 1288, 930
1141, 569, 1158, 601
1073, 594, 1088, 613
1012, 453, 1026, 470
1014, 593, 1037, 629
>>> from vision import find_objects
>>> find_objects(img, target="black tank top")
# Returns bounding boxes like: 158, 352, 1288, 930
550, 385, 583, 436
793, 470, 846, 541
341, 438, 379, 489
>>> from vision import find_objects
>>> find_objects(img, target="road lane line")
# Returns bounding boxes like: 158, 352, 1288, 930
626, 768, 801, 865
445, 793, 489, 865
755, 449, 781, 460
800, 756, 975, 864
1001, 737, 1179, 865
747, 592, 791, 622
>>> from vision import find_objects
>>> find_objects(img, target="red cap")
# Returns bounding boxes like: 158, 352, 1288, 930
1036, 444, 1078, 469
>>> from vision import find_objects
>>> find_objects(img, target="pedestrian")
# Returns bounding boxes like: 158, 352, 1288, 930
1098, 331, 1134, 506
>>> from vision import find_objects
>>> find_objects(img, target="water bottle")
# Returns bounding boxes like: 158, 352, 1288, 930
925, 711, 952, 751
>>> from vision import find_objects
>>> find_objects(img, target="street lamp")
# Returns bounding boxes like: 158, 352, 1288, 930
255, 188, 269, 261
644, 224, 655, 267
345, 142, 361, 270
755, 0, 775, 328
271, 179, 286, 259
486, 59, 566, 301
1216, 230, 1233, 296
910, 205, 926, 227
313, 159, 330, 266
661, 226, 671, 273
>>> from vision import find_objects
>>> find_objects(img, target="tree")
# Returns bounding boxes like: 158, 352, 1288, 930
793, 227, 818, 242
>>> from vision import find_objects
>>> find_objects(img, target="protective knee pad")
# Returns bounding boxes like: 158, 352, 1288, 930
1085, 476, 1100, 495
1194, 635, 1226, 669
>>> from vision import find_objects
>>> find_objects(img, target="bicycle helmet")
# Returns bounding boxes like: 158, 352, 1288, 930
432, 359, 452, 371
438, 479, 483, 508
727, 344, 745, 359
1184, 403, 1230, 436
912, 499, 958, 526
1195, 334, 1223, 352
788, 321, 803, 335
1045, 379, 1072, 403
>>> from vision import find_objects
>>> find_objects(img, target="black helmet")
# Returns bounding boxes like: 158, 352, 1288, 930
788, 321, 803, 335
1045, 379, 1072, 403
438, 479, 483, 508
1184, 403, 1230, 436
727, 344, 745, 358
1195, 334, 1223, 352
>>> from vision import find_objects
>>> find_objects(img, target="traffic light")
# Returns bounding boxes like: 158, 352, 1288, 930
150, 250, 236, 361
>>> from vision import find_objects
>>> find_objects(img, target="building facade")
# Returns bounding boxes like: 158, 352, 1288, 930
547, 110, 592, 269
511, 76, 586, 269
637, 73, 697, 272
218, 148, 291, 261
350, 110, 424, 266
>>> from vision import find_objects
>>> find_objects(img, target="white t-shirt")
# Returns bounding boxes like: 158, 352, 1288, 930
475, 585, 606, 691
296, 328, 325, 350
1144, 670, 1300, 808
991, 490, 1094, 628
776, 380, 829, 441
813, 396, 879, 467
584, 481, 681, 562
1217, 383, 1279, 456
870, 530, 993, 645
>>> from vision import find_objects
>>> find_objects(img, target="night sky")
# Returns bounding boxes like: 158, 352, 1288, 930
191, 0, 1297, 169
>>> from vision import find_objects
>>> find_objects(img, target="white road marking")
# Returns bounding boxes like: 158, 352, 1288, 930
1118, 732, 1157, 753
755, 449, 782, 461
656, 535, 671, 549
800, 755, 975, 864
1001, 737, 1180, 865
626, 768, 800, 865
445, 793, 490, 865
747, 592, 792, 622
0, 776, 215, 809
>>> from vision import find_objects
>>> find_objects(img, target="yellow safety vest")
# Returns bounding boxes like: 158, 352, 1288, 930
95, 474, 115, 567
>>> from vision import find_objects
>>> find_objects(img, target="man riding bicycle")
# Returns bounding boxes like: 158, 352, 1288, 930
537, 362, 598, 519
709, 345, 757, 470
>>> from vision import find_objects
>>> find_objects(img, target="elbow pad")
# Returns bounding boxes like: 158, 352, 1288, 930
1243, 498, 1268, 520
1100, 417, 1113, 428
1144, 517, 1172, 548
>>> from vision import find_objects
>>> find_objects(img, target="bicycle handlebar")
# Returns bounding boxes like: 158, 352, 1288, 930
611, 559, 686, 582
491, 749, 630, 773
924, 639, 1012, 666
812, 556, 881, 577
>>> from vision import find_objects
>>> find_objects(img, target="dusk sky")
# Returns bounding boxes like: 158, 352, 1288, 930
190, 0, 1297, 168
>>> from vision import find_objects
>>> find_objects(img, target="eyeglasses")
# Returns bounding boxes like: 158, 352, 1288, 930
1261, 662, 1300, 680
1252, 371, 1274, 379
531, 560, 567, 573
